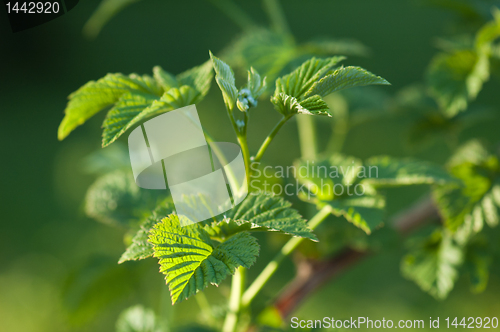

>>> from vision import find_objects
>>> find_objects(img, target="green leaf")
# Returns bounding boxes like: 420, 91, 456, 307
119, 201, 175, 264
149, 215, 259, 304
294, 155, 384, 234
101, 85, 201, 147
433, 141, 500, 237
401, 230, 463, 300
294, 154, 364, 197
274, 56, 345, 100
116, 305, 165, 332
318, 195, 386, 234
305, 66, 390, 98
362, 156, 457, 187
271, 93, 331, 117
246, 67, 266, 99
237, 67, 266, 112
176, 60, 214, 98
210, 51, 238, 110
427, 49, 489, 117
218, 193, 318, 241
58, 73, 162, 140
84, 169, 165, 227
153, 66, 178, 91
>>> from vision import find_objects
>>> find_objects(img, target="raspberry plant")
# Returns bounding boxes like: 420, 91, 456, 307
58, 1, 500, 331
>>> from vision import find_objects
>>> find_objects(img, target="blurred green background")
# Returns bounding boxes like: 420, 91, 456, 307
1, 0, 499, 331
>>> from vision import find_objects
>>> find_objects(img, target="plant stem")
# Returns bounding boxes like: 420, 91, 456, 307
296, 115, 318, 160
262, 0, 291, 35
195, 291, 216, 326
241, 205, 332, 307
223, 266, 246, 332
254, 115, 290, 162
207, 0, 257, 31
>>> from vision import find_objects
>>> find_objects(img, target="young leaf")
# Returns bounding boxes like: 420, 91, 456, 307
116, 305, 165, 332
219, 193, 318, 241
101, 85, 201, 147
58, 73, 162, 140
153, 66, 178, 91
176, 60, 214, 98
237, 67, 267, 112
274, 56, 345, 100
305, 66, 390, 98
149, 215, 259, 304
401, 230, 463, 300
362, 156, 457, 187
318, 195, 386, 234
210, 51, 238, 111
119, 201, 175, 264
271, 93, 331, 117
427, 50, 488, 117
434, 161, 500, 238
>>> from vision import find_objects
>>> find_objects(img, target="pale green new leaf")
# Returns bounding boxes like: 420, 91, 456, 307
176, 60, 214, 98
58, 73, 162, 140
319, 195, 386, 234
210, 51, 238, 110
153, 66, 178, 91
274, 56, 345, 100
305, 66, 390, 98
401, 230, 463, 300
119, 201, 175, 264
219, 193, 318, 241
116, 305, 165, 332
271, 93, 331, 117
149, 215, 259, 304
362, 156, 457, 187
101, 85, 200, 147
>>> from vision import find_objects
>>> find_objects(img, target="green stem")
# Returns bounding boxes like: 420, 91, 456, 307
241, 205, 332, 307
208, 0, 257, 31
254, 115, 290, 162
296, 115, 317, 160
195, 291, 215, 326
223, 266, 246, 332
262, 0, 291, 35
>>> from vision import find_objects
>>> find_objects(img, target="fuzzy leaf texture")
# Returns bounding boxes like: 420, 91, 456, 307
102, 62, 212, 147
274, 56, 345, 100
210, 51, 238, 110
58, 73, 162, 140
272, 93, 331, 117
149, 215, 259, 304
305, 66, 390, 98
118, 201, 175, 264
401, 230, 463, 300
213, 193, 318, 241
